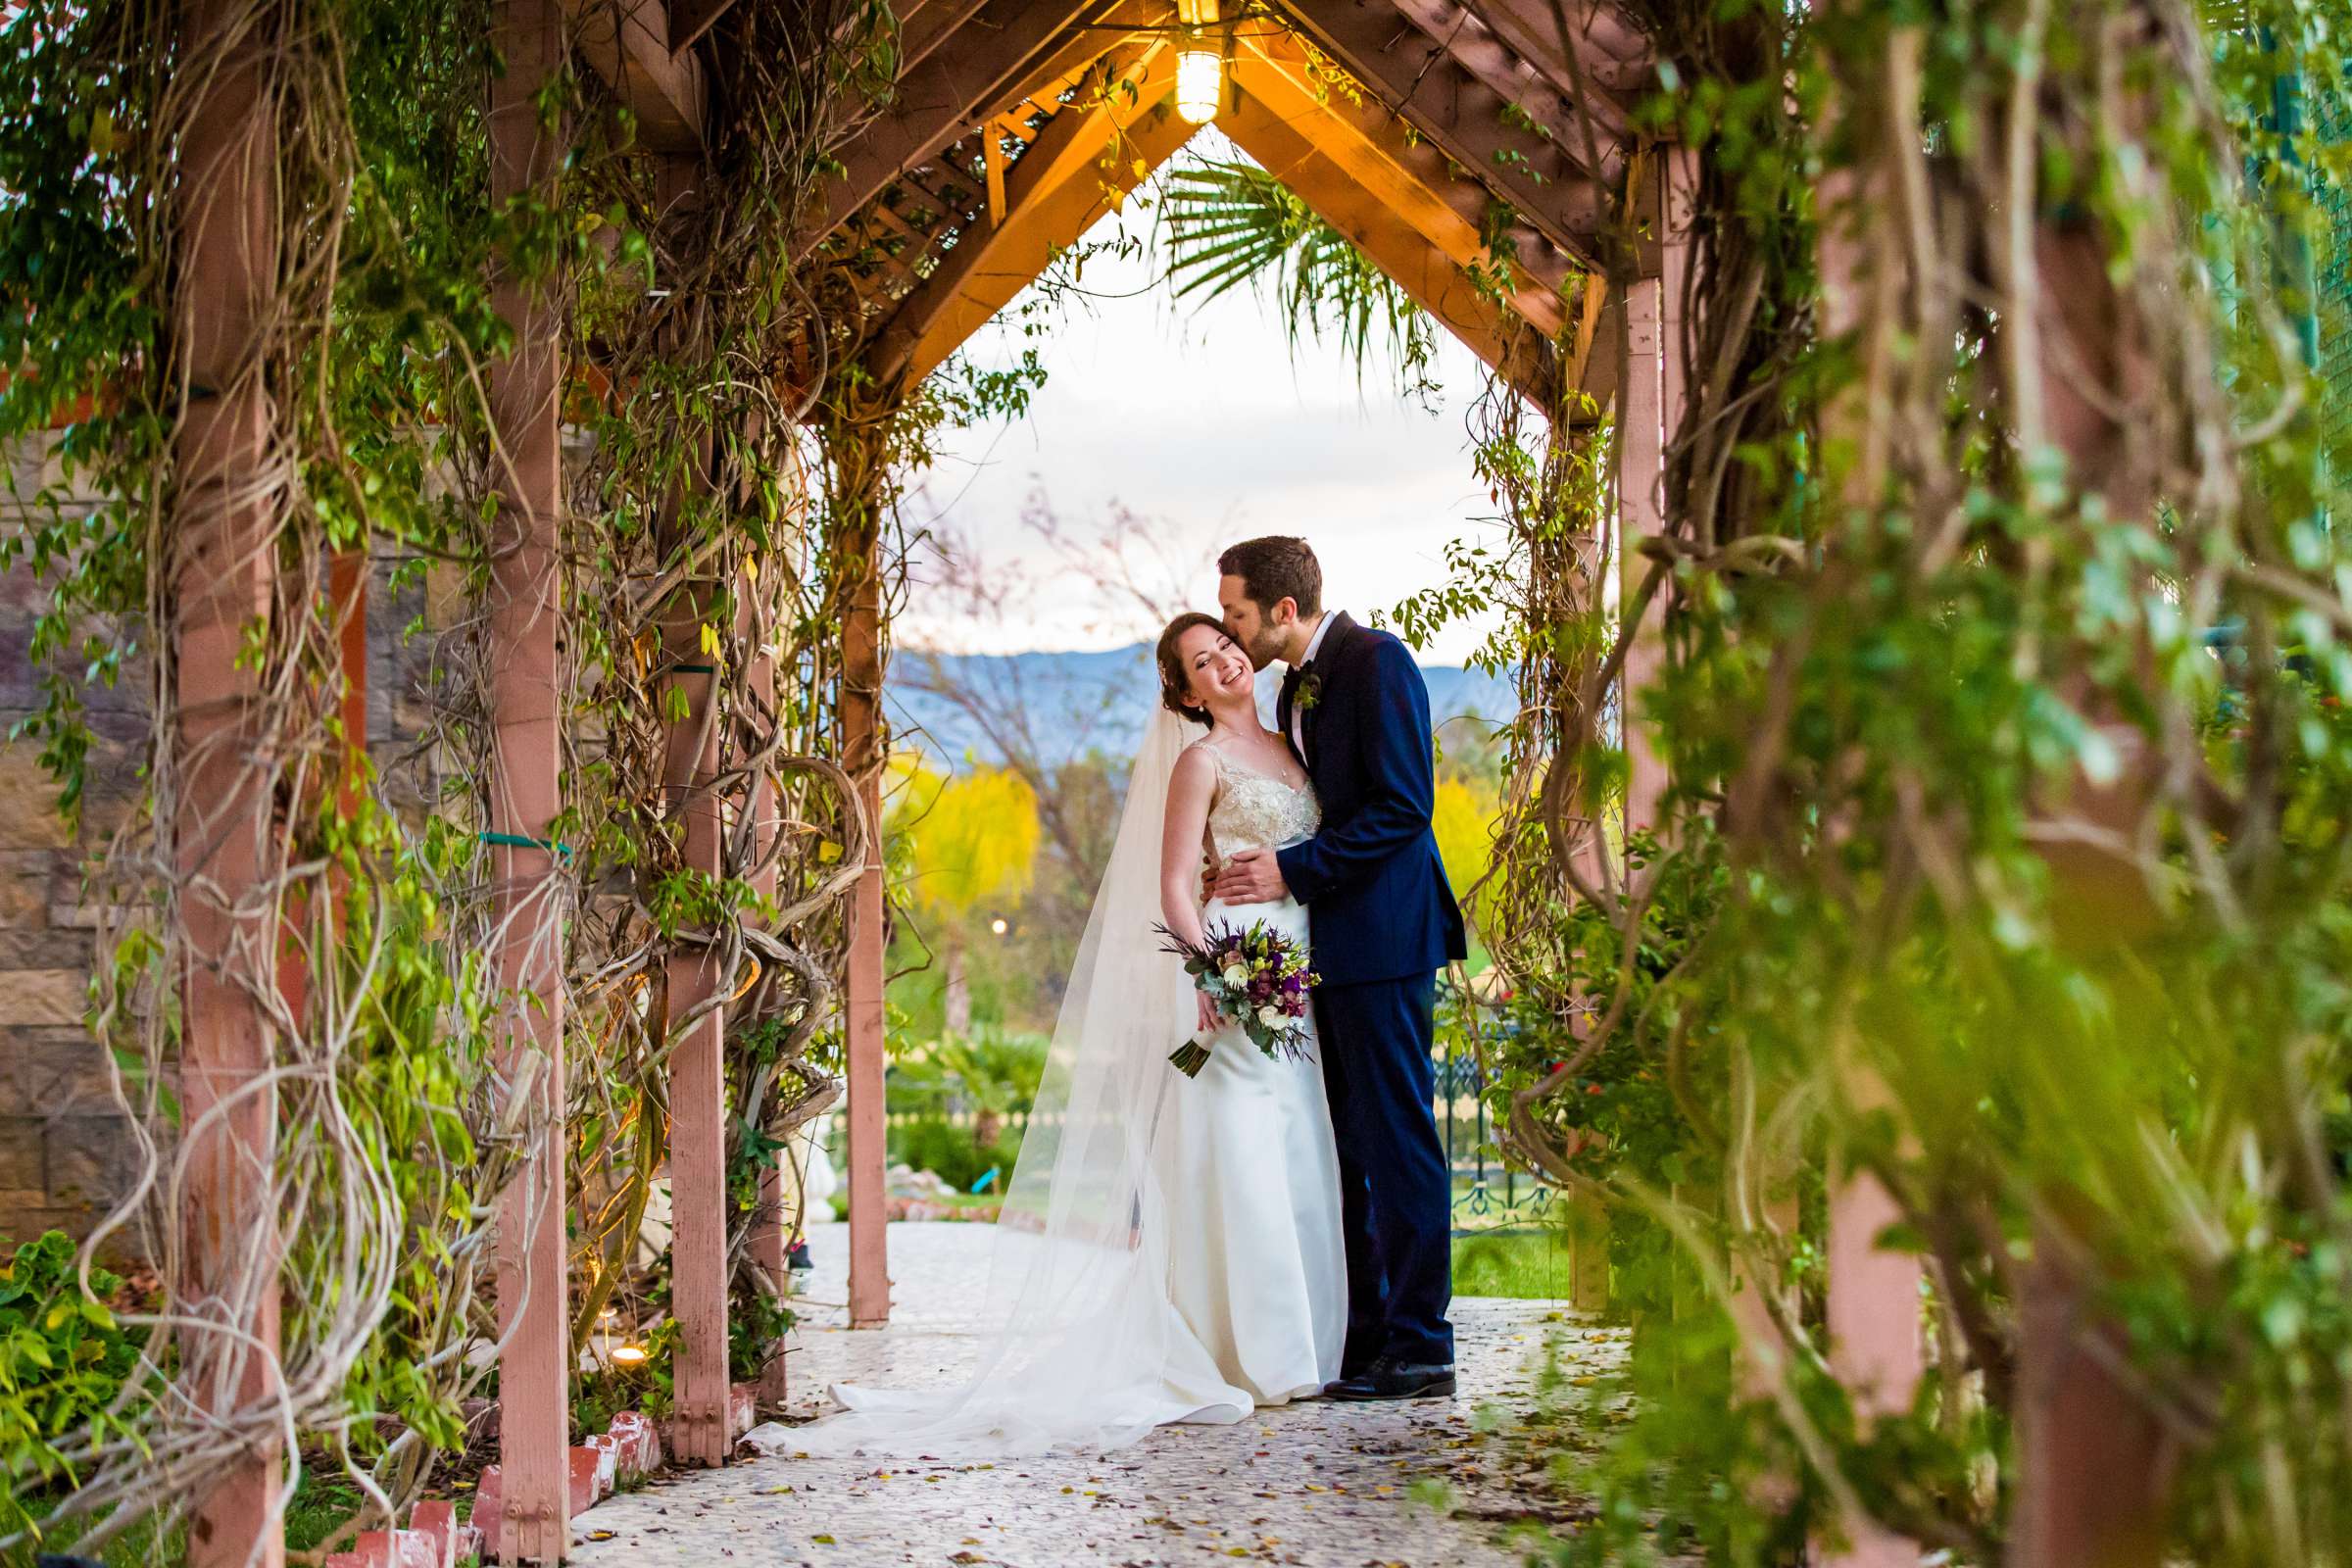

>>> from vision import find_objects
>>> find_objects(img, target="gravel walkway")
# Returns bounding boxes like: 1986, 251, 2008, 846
566, 1221, 1626, 1568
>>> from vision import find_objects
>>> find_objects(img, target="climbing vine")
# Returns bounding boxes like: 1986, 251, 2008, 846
1395, 0, 2352, 1561
0, 0, 953, 1550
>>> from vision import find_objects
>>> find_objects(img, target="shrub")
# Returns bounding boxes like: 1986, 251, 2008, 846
1, 1231, 149, 1533
890, 1116, 1022, 1194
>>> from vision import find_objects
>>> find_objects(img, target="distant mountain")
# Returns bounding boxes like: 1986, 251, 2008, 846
887, 640, 1517, 769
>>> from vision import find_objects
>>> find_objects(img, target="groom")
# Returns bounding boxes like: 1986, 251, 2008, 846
1209, 536, 1467, 1401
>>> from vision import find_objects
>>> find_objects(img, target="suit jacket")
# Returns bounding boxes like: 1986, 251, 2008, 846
1274, 613, 1469, 987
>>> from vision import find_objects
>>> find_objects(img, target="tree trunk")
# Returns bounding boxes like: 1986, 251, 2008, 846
944, 941, 972, 1036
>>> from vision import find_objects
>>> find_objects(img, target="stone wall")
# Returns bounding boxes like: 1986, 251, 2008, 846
0, 437, 146, 1253
0, 435, 442, 1258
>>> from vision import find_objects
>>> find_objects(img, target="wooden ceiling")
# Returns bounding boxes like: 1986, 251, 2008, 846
566, 0, 1656, 421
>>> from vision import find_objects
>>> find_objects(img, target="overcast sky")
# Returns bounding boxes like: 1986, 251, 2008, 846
896, 133, 1509, 665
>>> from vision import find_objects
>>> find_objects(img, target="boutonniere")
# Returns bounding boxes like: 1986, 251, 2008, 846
1296, 665, 1324, 710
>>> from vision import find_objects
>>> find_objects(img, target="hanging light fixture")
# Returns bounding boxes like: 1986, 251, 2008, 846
1175, 0, 1224, 124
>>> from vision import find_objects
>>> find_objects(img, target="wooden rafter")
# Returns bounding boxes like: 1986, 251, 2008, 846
1460, 0, 1651, 100
1562, 265, 1612, 412
1273, 0, 1611, 262
566, 0, 706, 152
888, 97, 1200, 390
1228, 28, 1578, 333
1383, 0, 1619, 169
666, 0, 739, 54
1222, 87, 1564, 411
899, 0, 997, 74
819, 5, 1629, 423
798, 0, 1101, 258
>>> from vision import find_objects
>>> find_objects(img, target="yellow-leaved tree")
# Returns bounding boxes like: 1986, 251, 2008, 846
889, 758, 1042, 1036
1431, 775, 1498, 933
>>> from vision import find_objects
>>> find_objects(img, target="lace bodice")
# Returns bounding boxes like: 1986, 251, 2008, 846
1195, 740, 1321, 857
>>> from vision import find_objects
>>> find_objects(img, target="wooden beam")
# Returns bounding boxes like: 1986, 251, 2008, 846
900, 0, 995, 75
1562, 270, 1611, 419
984, 128, 1007, 227
667, 0, 739, 54
894, 98, 1200, 388
489, 0, 573, 1557
566, 0, 706, 152
973, 0, 1154, 123
1383, 0, 1609, 169
1459, 0, 1650, 96
870, 45, 1168, 382
800, 0, 1099, 257
1223, 86, 1559, 408
1228, 33, 1578, 330
1274, 0, 1612, 261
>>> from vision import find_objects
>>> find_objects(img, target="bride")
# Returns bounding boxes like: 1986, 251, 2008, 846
789, 611, 1345, 1456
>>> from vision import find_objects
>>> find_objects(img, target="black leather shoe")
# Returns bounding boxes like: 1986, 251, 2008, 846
1324, 1356, 1456, 1401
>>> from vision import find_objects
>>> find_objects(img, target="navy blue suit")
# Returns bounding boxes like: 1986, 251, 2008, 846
1275, 613, 1466, 1369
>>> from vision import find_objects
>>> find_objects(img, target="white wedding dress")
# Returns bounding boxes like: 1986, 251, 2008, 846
789, 711, 1345, 1457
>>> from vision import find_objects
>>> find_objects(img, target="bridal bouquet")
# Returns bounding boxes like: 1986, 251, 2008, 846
1155, 919, 1319, 1078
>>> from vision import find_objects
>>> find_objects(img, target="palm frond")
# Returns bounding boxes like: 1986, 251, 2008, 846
1159, 154, 1437, 387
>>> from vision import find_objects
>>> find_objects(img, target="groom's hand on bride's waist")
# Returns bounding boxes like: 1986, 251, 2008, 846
1209, 848, 1289, 905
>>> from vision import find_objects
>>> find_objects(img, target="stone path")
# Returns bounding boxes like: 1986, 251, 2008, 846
567, 1221, 1628, 1568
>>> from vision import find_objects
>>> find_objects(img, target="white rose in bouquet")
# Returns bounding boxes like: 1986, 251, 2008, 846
1257, 1004, 1286, 1028
1221, 963, 1250, 989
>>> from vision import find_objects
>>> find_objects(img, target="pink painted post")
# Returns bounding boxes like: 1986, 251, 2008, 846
745, 586, 792, 1404
1615, 268, 1668, 839
172, 4, 284, 1562
661, 592, 731, 1464
1812, 86, 1925, 1568
1619, 145, 1698, 841
841, 507, 890, 1329
487, 0, 571, 1557
1622, 148, 1798, 1386
652, 145, 732, 1466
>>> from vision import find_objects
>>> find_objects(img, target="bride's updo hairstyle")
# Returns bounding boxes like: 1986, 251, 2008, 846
1155, 612, 1228, 727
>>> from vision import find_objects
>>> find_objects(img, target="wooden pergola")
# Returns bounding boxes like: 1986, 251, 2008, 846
161, 2, 1921, 1564
772, 0, 1677, 1351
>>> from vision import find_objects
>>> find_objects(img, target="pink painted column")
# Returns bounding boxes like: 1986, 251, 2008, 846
331, 549, 368, 817
1823, 1150, 1924, 1565
745, 585, 793, 1404
1811, 90, 1925, 1568
661, 593, 731, 1464
650, 143, 733, 1465
1615, 269, 1668, 838
1622, 148, 1799, 1389
172, 4, 284, 1561
487, 0, 571, 1557
842, 507, 890, 1329
1619, 145, 1697, 839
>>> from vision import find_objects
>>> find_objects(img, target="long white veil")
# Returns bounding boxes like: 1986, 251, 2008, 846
790, 707, 1232, 1456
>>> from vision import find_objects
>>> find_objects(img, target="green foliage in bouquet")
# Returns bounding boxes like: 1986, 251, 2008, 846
1158, 919, 1319, 1078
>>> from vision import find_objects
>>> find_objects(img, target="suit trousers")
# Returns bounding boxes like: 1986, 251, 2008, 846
1313, 972, 1455, 1369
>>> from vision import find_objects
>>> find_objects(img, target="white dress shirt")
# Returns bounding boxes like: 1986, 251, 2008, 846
1288, 611, 1337, 756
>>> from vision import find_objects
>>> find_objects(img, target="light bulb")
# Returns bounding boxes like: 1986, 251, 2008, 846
612, 1344, 648, 1366
1176, 49, 1222, 124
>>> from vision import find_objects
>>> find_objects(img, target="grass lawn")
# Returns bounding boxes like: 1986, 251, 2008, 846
1451, 1227, 1583, 1299
11, 1465, 376, 1567
9, 1494, 183, 1568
